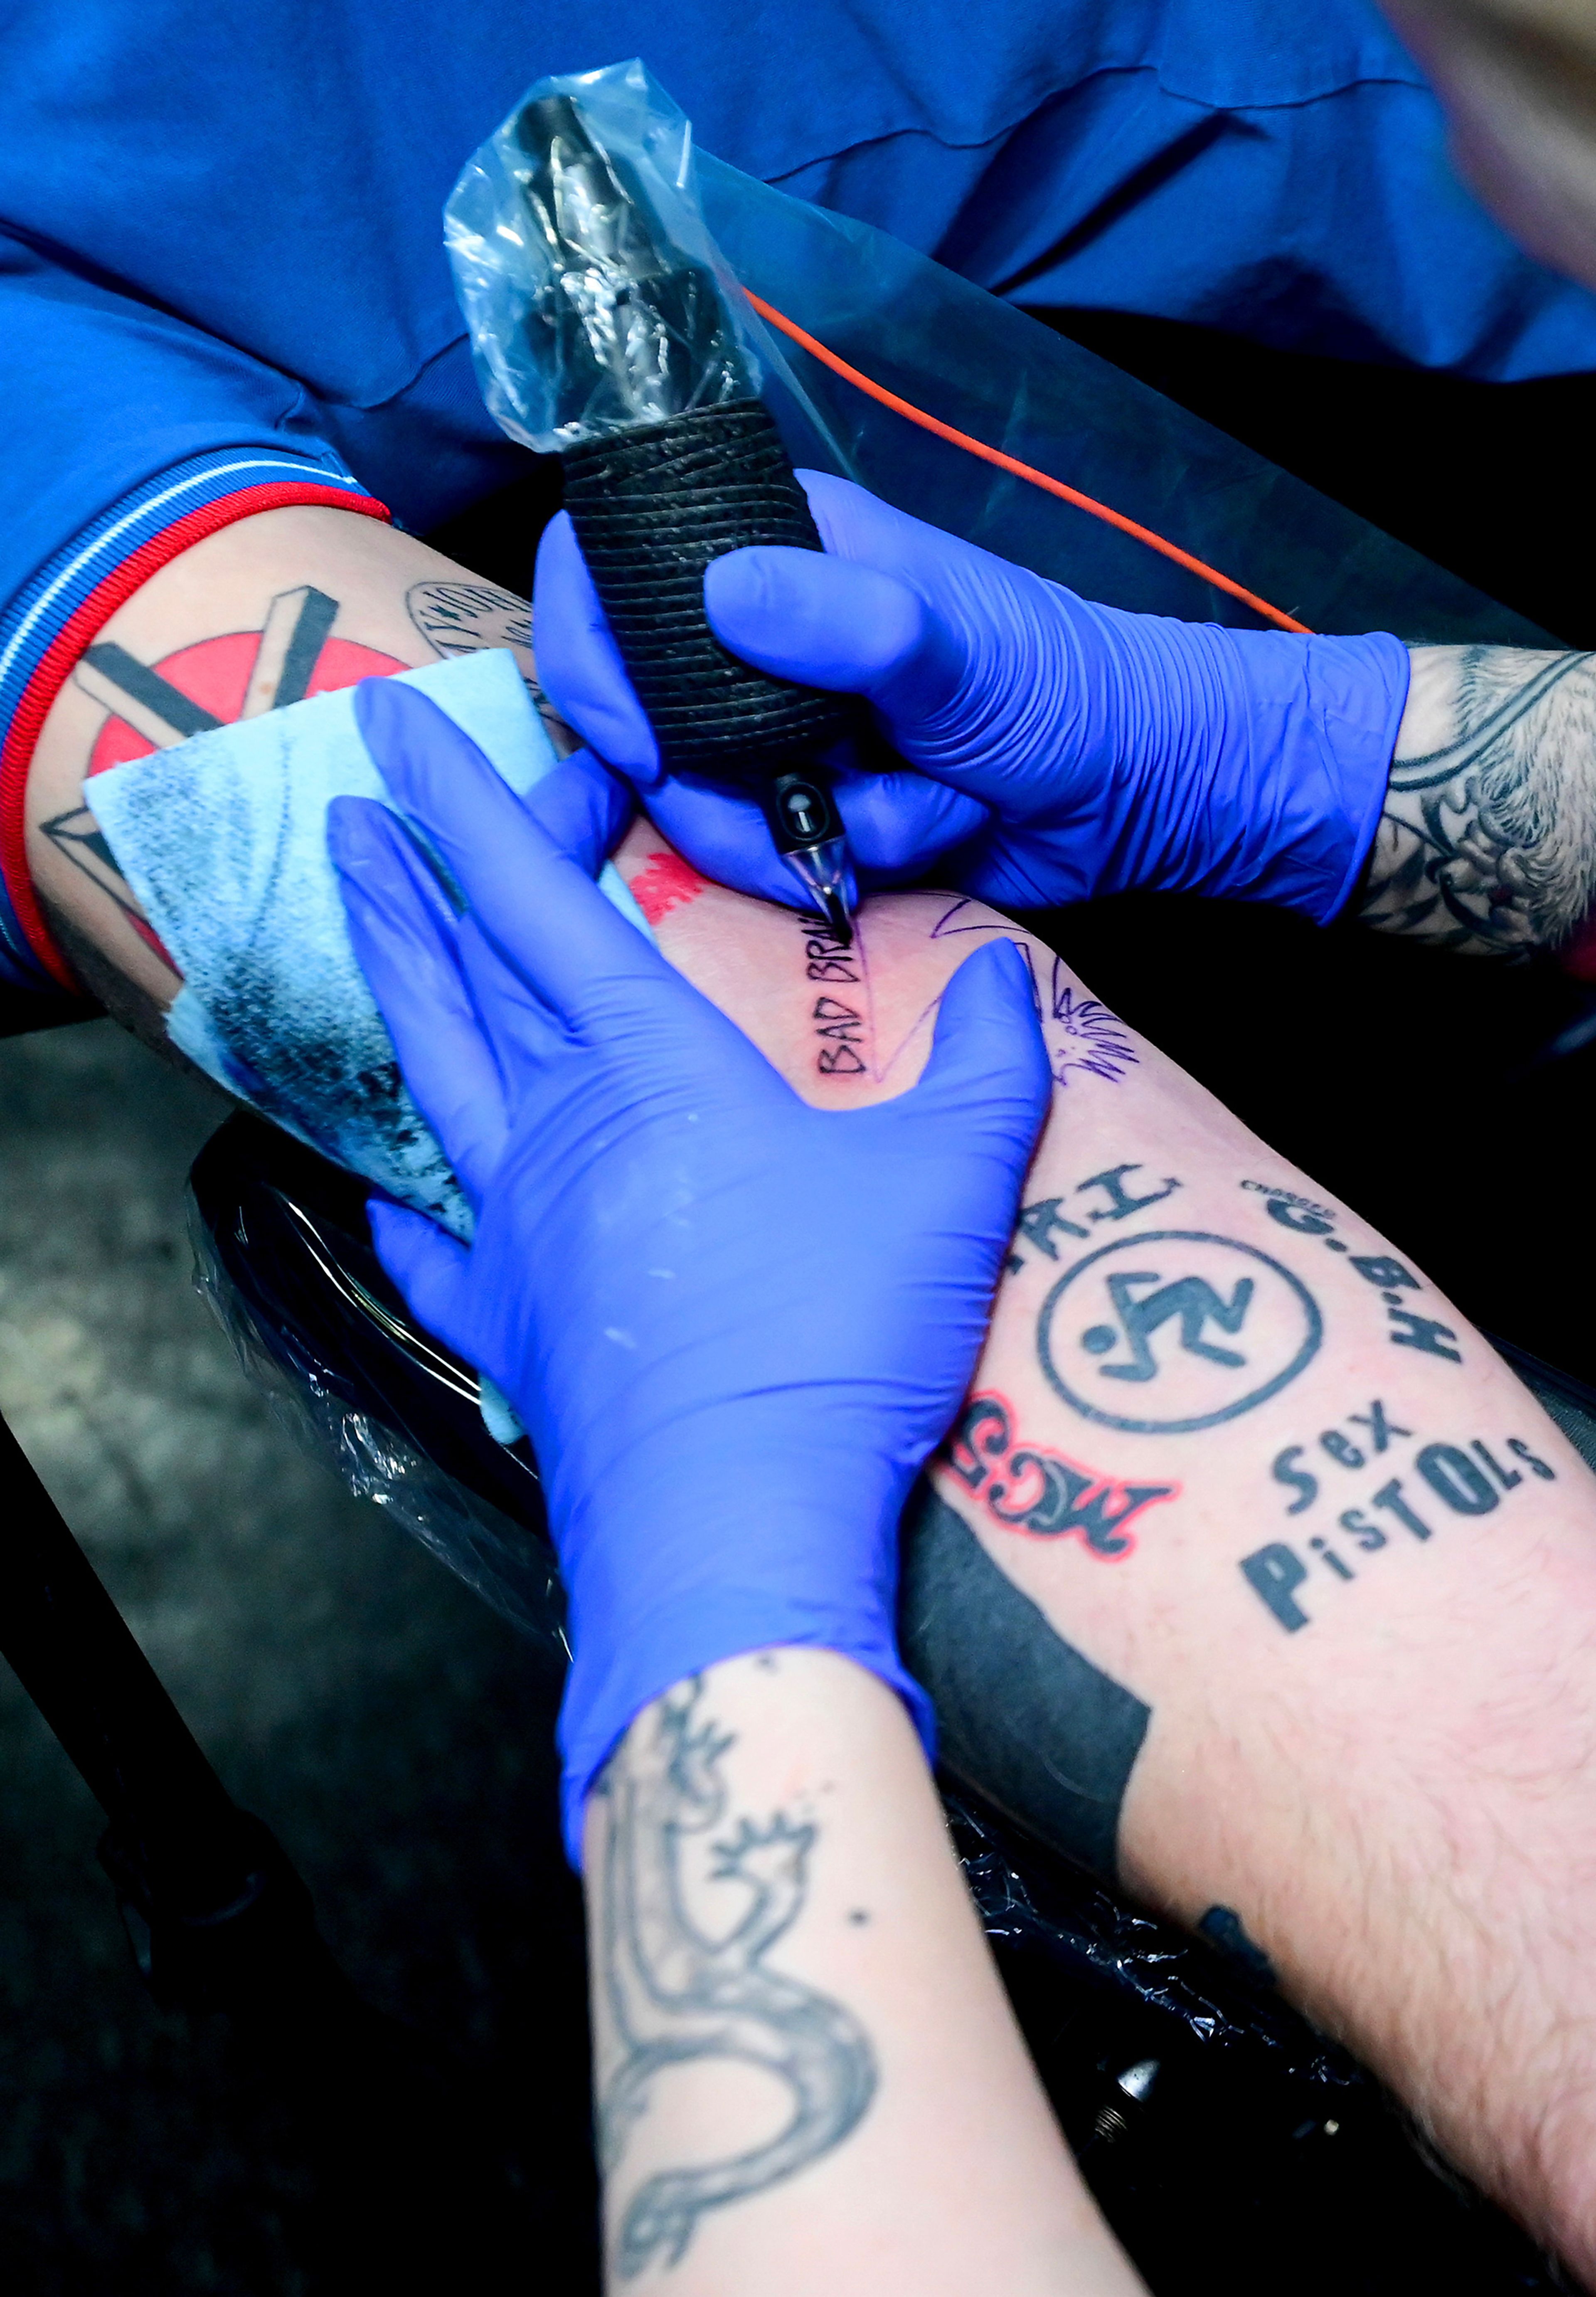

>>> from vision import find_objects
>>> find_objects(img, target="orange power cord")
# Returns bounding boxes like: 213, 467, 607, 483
744, 289, 1312, 637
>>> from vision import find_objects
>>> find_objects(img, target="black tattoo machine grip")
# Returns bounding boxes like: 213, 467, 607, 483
562, 402, 857, 937
561, 402, 852, 780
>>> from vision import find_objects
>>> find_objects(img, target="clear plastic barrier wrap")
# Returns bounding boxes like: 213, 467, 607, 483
449, 59, 1552, 646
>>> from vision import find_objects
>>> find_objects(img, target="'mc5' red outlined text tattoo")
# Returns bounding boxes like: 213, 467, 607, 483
939, 1391, 1179, 1560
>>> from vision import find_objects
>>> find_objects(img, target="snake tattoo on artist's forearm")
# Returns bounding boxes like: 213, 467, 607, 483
592, 1677, 877, 2278
1359, 643, 1596, 955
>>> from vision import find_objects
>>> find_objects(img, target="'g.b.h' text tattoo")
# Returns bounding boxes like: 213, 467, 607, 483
1361, 644, 1596, 956
594, 1678, 876, 2277
1242, 1181, 1463, 1364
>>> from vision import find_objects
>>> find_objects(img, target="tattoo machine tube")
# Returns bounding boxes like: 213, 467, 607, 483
446, 64, 858, 941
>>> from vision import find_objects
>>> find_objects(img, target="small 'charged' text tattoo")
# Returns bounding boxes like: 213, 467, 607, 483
1361, 644, 1596, 957
1241, 1184, 1463, 1363
1241, 1431, 1555, 1630
1038, 1231, 1323, 1433
595, 1678, 876, 2277
941, 1390, 1180, 1558
1006, 1163, 1182, 1274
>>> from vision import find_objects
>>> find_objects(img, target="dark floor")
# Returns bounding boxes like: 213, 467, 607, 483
0, 1021, 594, 2292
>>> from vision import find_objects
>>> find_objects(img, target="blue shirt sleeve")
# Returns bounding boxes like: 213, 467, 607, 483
0, 238, 387, 992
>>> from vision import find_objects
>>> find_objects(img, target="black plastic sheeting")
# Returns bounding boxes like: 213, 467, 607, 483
188, 1111, 1568, 2295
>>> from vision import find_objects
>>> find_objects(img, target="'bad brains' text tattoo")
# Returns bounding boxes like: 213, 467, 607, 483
1241, 1181, 1463, 1364
1242, 1430, 1555, 1630
1360, 644, 1596, 957
941, 1391, 1179, 1558
1038, 1231, 1323, 1433
594, 1678, 876, 2277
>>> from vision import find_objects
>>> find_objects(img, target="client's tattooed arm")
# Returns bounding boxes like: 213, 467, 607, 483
624, 833, 1596, 2281
1359, 643, 1596, 954
581, 1650, 1142, 2292
25, 505, 568, 1030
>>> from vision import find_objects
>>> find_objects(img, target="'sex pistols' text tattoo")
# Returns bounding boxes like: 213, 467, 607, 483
595, 1679, 876, 2278
1242, 1427, 1555, 1631
1038, 1231, 1323, 1434
941, 1391, 1179, 1559
1242, 1181, 1463, 1364
1360, 644, 1596, 957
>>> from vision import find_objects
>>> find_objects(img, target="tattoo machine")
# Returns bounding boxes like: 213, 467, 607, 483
445, 69, 858, 942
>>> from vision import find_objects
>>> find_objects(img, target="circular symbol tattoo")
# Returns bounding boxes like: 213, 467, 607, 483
1037, 1229, 1323, 1434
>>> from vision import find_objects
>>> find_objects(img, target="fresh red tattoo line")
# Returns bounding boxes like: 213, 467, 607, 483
628, 848, 710, 927
940, 1389, 1180, 1561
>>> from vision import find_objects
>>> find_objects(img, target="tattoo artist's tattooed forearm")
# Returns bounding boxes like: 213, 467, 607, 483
1360, 644, 1596, 954
594, 1678, 876, 2278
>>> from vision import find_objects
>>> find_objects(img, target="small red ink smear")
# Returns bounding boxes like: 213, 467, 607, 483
629, 849, 709, 925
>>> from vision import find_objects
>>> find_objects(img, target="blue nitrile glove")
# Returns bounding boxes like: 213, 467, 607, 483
328, 676, 1051, 1864
534, 470, 1411, 921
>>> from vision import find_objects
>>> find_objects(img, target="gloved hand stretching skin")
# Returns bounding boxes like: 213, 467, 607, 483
534, 471, 1411, 920
328, 676, 1051, 1861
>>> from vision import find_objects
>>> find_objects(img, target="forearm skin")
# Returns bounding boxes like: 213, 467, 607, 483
581, 1651, 1142, 2295
623, 845, 1596, 2279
